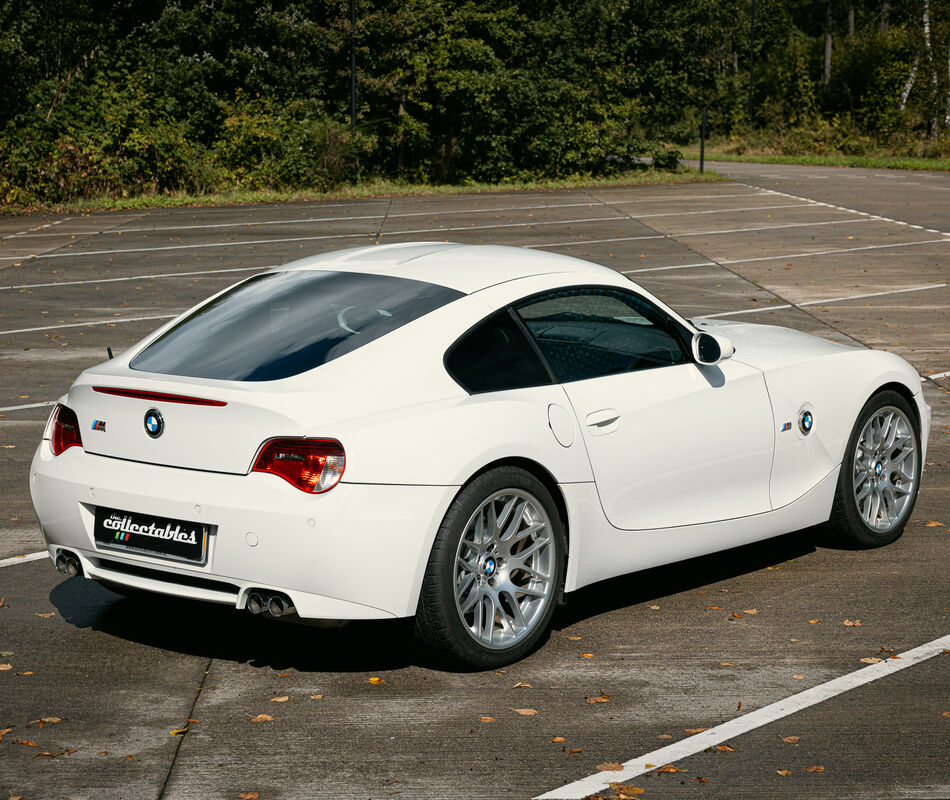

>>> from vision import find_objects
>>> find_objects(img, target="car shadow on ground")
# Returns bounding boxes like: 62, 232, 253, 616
48, 528, 822, 674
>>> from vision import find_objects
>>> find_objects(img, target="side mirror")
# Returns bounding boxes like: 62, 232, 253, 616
691, 332, 734, 366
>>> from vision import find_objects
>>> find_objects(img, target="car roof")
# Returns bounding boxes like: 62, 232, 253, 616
274, 242, 616, 294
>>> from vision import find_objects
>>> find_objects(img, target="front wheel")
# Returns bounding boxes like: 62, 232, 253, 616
826, 390, 922, 548
414, 467, 566, 668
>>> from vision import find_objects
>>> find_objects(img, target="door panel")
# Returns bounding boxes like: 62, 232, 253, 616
564, 361, 775, 530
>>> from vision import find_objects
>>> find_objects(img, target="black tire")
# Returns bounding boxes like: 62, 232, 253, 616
414, 466, 566, 668
825, 389, 921, 548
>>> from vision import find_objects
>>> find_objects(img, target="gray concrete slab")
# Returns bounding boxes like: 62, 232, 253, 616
1, 168, 949, 799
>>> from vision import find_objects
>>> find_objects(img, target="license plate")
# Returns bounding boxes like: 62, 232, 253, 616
93, 507, 208, 565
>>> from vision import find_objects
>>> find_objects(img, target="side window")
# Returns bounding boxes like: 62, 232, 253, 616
514, 288, 688, 383
445, 310, 553, 394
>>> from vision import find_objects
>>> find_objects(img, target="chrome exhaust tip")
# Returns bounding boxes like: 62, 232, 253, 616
54, 553, 69, 573
246, 592, 265, 615
65, 556, 81, 577
266, 592, 295, 618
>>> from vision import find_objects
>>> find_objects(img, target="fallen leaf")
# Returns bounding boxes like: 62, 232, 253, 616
793, 674, 804, 680
186, 718, 199, 724
782, 736, 800, 743
99, 751, 108, 756
551, 736, 566, 742
15, 739, 38, 747
368, 677, 386, 685
39, 717, 61, 725
714, 744, 736, 752
568, 748, 583, 754
0, 650, 12, 656
719, 662, 734, 667
648, 605, 660, 610
657, 734, 673, 739
16, 672, 33, 676
776, 769, 793, 776
766, 566, 781, 570
278, 672, 293, 677
270, 696, 289, 703
732, 612, 743, 619
804, 765, 825, 773
707, 605, 722, 610
685, 728, 707, 734
656, 764, 683, 773
124, 755, 134, 760
809, 619, 821, 624
697, 777, 711, 783
940, 712, 950, 718
742, 609, 759, 615
250, 714, 274, 723
512, 681, 532, 688
607, 785, 643, 797
238, 793, 260, 799
737, 701, 742, 711
34, 612, 55, 618
169, 728, 188, 736
880, 647, 895, 653
567, 635, 582, 641
512, 708, 538, 716
586, 692, 612, 704
843, 619, 861, 627
580, 653, 594, 659
596, 762, 623, 771
924, 520, 944, 527
0, 727, 12, 741
479, 716, 496, 723
0, 664, 11, 671
310, 694, 324, 700
859, 657, 882, 664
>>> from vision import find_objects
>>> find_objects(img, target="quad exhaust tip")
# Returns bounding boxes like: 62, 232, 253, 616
246, 590, 295, 618
55, 551, 82, 577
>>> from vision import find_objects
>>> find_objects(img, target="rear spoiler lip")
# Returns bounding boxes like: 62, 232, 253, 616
92, 386, 228, 407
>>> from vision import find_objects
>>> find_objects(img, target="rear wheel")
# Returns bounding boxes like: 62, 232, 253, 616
414, 467, 566, 668
826, 390, 921, 548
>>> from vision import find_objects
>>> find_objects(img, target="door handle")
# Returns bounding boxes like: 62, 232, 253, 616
585, 408, 621, 435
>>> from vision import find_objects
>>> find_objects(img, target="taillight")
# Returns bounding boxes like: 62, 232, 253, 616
49, 404, 83, 455
252, 438, 345, 493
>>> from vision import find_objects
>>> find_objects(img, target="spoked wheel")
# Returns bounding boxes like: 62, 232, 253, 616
827, 390, 922, 548
415, 467, 565, 667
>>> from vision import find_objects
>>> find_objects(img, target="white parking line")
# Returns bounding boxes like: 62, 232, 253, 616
535, 632, 950, 799
0, 551, 47, 568
703, 282, 949, 318
0, 400, 57, 412
0, 204, 816, 264
0, 265, 266, 292
0, 314, 179, 336
926, 370, 950, 380
8, 192, 772, 240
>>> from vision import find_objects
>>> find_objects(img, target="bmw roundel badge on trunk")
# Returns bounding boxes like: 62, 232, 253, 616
144, 409, 164, 439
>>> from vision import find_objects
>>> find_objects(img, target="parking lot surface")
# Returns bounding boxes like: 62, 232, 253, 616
1, 164, 948, 799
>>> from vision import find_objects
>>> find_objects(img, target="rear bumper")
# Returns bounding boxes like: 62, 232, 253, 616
30, 444, 458, 619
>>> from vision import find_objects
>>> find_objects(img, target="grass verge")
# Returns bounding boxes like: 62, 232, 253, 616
1, 168, 725, 216
681, 150, 950, 172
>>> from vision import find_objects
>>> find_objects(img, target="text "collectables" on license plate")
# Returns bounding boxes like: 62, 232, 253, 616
93, 507, 208, 564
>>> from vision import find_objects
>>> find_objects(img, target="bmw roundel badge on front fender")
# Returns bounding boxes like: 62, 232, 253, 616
144, 408, 164, 439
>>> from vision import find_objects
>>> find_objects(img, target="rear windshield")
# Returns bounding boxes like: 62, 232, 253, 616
130, 270, 463, 381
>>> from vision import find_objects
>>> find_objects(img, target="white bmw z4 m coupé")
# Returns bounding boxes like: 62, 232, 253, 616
31, 243, 930, 666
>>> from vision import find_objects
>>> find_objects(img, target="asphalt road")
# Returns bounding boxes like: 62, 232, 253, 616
1, 163, 948, 800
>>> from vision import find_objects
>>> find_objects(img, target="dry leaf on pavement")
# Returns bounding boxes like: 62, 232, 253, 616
568, 748, 583, 754
270, 696, 289, 702
168, 728, 188, 736
684, 728, 707, 734
657, 734, 672, 739
512, 708, 537, 716
804, 765, 825, 773
859, 657, 882, 664
719, 662, 733, 666
551, 736, 566, 742
607, 785, 643, 797
250, 714, 274, 723
924, 520, 944, 526
776, 769, 793, 776
809, 619, 821, 624
238, 793, 260, 799
707, 605, 722, 610
567, 635, 582, 641
310, 694, 324, 700
596, 762, 623, 771
0, 664, 12, 671
586, 692, 611, 704
714, 744, 736, 752
793, 674, 804, 679
0, 727, 13, 740
742, 609, 759, 614
781, 736, 800, 743
479, 716, 496, 723
656, 764, 683, 773
843, 619, 861, 626
648, 605, 660, 610
34, 612, 55, 619
941, 712, 950, 718
15, 739, 38, 747
512, 681, 532, 688
368, 677, 386, 685
580, 653, 594, 658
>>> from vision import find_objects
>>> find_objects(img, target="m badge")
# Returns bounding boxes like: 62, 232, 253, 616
91, 419, 107, 432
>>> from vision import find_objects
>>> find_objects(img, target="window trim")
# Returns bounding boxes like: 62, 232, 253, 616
443, 307, 555, 395
512, 284, 693, 383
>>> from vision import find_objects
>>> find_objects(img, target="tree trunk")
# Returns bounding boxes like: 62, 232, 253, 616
945, 43, 950, 128
848, 2, 855, 36
824, 0, 833, 88
900, 54, 919, 111
881, 0, 889, 30
923, 0, 939, 136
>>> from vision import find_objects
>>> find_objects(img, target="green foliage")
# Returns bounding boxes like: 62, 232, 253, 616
4, 0, 950, 208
